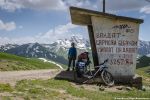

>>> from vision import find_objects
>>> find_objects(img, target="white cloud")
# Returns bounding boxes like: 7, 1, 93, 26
139, 15, 147, 19
0, 0, 99, 12
35, 22, 78, 43
0, 19, 16, 31
140, 5, 150, 14
64, 0, 98, 10
21, 0, 66, 11
0, 0, 66, 12
103, 0, 148, 12
0, 22, 79, 45
0, 0, 149, 13
0, 0, 22, 12
0, 37, 10, 45
0, 37, 35, 45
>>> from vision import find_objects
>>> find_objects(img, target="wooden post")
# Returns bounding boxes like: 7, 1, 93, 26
87, 25, 99, 66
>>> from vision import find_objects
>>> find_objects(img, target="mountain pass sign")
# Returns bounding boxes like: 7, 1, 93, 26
70, 7, 143, 77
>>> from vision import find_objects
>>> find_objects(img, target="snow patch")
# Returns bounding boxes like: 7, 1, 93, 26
146, 54, 150, 57
38, 58, 63, 69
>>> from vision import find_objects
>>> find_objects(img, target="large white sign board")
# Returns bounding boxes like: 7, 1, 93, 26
92, 16, 140, 76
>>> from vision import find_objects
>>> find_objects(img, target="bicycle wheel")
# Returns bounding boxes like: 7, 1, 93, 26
101, 70, 114, 86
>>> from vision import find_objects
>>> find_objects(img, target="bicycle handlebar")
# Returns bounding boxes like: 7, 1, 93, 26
95, 59, 109, 68
104, 59, 108, 63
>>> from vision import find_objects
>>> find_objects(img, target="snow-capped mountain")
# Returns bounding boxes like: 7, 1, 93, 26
138, 40, 150, 56
0, 35, 90, 65
1, 43, 67, 65
42, 35, 90, 59
1, 35, 150, 65
70, 35, 90, 49
0, 44, 19, 52
42, 35, 90, 51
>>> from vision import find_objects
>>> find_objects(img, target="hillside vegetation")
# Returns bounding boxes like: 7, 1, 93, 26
0, 78, 150, 100
136, 66, 150, 86
0, 53, 150, 100
137, 56, 150, 68
0, 66, 149, 100
0, 52, 58, 71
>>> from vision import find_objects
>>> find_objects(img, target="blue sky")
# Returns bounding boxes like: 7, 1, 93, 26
0, 0, 150, 45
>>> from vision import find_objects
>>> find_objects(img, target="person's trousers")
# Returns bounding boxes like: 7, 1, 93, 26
68, 58, 75, 70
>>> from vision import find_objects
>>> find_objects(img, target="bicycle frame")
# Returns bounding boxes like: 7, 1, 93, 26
83, 59, 109, 83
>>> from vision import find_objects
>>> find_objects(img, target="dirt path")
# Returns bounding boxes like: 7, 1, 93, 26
0, 69, 61, 85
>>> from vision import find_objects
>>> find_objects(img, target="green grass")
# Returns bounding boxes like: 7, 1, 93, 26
136, 66, 150, 86
0, 83, 13, 92
0, 52, 58, 71
0, 53, 149, 99
0, 79, 149, 100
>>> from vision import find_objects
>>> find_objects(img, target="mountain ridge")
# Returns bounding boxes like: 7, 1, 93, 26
0, 36, 150, 65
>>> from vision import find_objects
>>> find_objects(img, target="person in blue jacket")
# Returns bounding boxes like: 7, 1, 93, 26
67, 42, 77, 71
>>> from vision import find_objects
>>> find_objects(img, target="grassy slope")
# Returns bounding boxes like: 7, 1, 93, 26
0, 79, 150, 100
136, 66, 150, 86
0, 66, 150, 100
0, 53, 149, 100
0, 52, 58, 71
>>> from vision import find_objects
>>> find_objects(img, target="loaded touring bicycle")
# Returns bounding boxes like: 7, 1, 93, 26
74, 52, 114, 86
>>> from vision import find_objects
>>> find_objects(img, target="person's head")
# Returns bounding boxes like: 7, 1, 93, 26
71, 42, 75, 47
